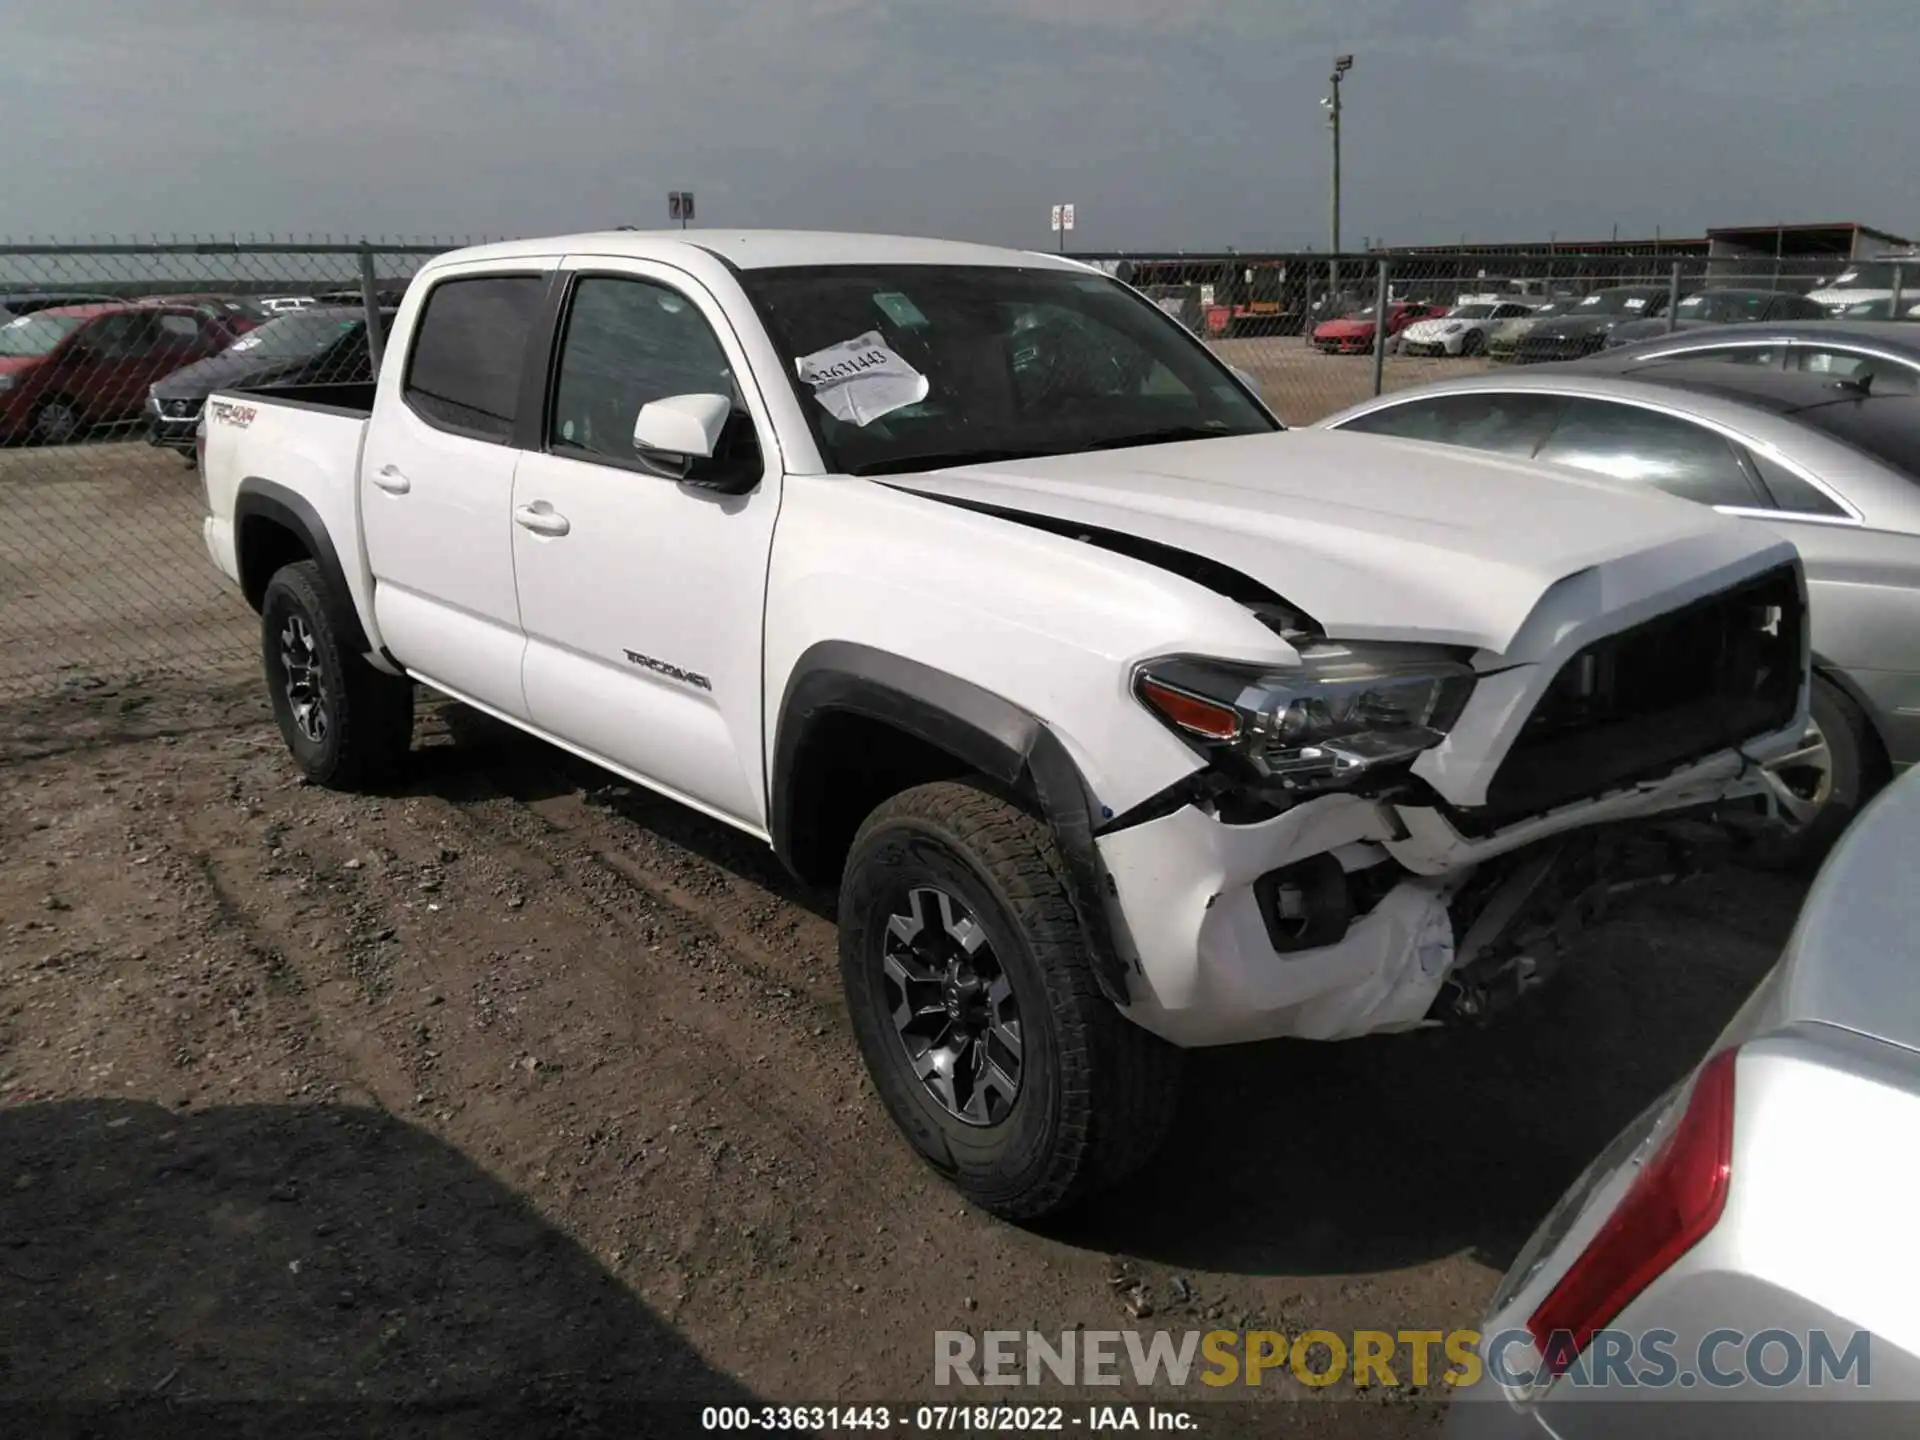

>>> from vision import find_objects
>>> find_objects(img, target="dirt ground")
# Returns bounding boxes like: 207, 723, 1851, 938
0, 341, 1796, 1434
0, 671, 1804, 1434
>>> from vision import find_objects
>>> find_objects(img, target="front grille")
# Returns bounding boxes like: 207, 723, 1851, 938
1473, 563, 1804, 830
162, 399, 200, 420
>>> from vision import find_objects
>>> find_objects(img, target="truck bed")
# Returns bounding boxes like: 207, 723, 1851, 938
201, 380, 376, 633
224, 379, 377, 418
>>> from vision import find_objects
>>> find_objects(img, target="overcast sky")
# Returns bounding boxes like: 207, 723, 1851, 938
7, 0, 1914, 253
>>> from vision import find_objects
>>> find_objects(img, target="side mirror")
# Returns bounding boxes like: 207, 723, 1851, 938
633, 392, 732, 462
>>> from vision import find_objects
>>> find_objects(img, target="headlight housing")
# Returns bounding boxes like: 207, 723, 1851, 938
1135, 643, 1476, 793
1443, 323, 1463, 334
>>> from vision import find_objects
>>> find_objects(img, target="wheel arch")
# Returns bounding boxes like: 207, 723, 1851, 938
771, 641, 1133, 1004
234, 478, 371, 656
1809, 655, 1893, 776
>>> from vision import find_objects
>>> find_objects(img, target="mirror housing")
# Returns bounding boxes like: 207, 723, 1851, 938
634, 392, 732, 462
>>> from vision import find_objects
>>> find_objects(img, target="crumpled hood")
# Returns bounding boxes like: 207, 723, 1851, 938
884, 430, 1784, 655
1402, 318, 1465, 340
1315, 318, 1377, 337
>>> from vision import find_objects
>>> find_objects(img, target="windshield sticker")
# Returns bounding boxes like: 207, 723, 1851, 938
872, 292, 928, 329
1623, 297, 1648, 310
229, 335, 262, 352
795, 330, 929, 427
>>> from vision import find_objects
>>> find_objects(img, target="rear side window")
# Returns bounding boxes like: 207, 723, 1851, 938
1335, 390, 1560, 457
1745, 451, 1851, 518
1789, 347, 1920, 396
1533, 398, 1764, 508
403, 274, 547, 441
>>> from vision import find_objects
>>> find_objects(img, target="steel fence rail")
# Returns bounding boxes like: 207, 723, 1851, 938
1, 238, 1910, 702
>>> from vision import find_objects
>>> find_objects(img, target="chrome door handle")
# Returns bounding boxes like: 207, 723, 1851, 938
371, 464, 410, 494
514, 503, 571, 537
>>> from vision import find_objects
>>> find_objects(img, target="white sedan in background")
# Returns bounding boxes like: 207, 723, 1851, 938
1401, 301, 1540, 357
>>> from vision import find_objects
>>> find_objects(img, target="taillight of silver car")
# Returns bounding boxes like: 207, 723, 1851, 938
1526, 1046, 1738, 1375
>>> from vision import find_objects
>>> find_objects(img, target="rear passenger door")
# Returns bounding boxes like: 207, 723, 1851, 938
361, 263, 554, 719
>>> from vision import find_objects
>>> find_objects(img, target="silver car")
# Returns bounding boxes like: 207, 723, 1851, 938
1315, 362, 1920, 864
1443, 764, 1920, 1436
1596, 319, 1920, 393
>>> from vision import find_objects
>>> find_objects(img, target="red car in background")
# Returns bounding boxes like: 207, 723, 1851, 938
0, 301, 255, 445
1312, 300, 1449, 354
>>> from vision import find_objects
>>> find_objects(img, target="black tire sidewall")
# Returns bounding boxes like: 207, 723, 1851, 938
260, 566, 343, 780
839, 821, 1069, 1201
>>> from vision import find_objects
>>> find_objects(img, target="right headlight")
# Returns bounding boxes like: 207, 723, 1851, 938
1135, 643, 1476, 793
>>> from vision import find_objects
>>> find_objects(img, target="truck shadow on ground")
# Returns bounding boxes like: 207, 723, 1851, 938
0, 1099, 752, 1437
412, 704, 1807, 1280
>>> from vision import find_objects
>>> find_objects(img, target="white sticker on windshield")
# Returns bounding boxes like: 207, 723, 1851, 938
1624, 297, 1647, 310
230, 335, 262, 352
795, 330, 929, 427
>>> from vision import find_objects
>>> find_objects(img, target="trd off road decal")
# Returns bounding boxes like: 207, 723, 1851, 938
209, 400, 258, 428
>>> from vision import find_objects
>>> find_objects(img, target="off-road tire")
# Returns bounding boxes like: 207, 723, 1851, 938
259, 560, 414, 790
838, 780, 1183, 1221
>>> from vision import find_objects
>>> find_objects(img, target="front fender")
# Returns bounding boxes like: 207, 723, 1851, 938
770, 642, 1134, 1005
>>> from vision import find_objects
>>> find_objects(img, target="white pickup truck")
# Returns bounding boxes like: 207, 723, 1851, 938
199, 230, 1810, 1219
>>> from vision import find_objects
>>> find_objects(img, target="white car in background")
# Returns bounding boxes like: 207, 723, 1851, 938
1400, 300, 1539, 358
1804, 259, 1918, 317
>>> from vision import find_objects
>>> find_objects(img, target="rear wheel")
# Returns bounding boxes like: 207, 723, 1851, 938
30, 396, 81, 446
838, 781, 1183, 1221
259, 560, 415, 790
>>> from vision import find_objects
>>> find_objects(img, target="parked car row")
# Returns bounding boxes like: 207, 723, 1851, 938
0, 288, 382, 450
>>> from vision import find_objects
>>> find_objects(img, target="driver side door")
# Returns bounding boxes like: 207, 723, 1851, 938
512, 260, 786, 832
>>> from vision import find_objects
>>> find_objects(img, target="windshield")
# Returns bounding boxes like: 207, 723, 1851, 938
1449, 305, 1497, 320
737, 264, 1279, 475
1576, 291, 1656, 315
0, 312, 85, 357
1677, 292, 1769, 323
223, 311, 362, 361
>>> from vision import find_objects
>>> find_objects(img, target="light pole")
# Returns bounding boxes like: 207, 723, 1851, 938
1321, 54, 1353, 308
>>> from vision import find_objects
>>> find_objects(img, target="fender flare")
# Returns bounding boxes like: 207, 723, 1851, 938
771, 641, 1134, 1004
233, 478, 371, 656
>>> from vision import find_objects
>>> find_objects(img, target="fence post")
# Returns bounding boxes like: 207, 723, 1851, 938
358, 244, 387, 377
1303, 268, 1316, 347
1892, 265, 1906, 320
1666, 261, 1681, 333
1371, 257, 1391, 396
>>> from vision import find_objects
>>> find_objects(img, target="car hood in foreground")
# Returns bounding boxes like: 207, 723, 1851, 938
882, 429, 1786, 655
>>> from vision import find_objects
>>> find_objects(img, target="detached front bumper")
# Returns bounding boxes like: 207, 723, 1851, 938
1098, 732, 1789, 1049
1098, 557, 1809, 1049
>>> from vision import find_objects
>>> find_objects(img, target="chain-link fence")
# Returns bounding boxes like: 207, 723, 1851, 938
1080, 248, 1915, 424
0, 241, 464, 698
2, 238, 1912, 701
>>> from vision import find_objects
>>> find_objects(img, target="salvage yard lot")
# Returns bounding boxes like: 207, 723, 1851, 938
0, 343, 1788, 1432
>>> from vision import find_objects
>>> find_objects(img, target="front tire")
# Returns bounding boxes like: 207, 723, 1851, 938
838, 781, 1183, 1221
1742, 672, 1884, 871
1460, 330, 1486, 357
260, 560, 415, 790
